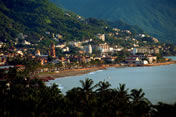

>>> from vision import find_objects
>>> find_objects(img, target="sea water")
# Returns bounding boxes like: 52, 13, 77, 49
46, 56, 176, 104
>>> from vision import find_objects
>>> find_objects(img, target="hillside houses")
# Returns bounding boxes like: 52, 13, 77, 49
1, 25, 173, 75
0, 42, 4, 48
97, 33, 105, 41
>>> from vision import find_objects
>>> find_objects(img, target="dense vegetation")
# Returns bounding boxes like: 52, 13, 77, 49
108, 20, 145, 34
1, 70, 176, 117
0, 0, 109, 47
0, 0, 150, 49
52, 0, 176, 43
1, 58, 176, 116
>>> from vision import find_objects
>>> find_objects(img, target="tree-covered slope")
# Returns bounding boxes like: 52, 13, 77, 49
51, 0, 176, 43
0, 0, 109, 46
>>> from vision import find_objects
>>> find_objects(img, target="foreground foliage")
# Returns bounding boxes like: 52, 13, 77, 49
0, 74, 176, 117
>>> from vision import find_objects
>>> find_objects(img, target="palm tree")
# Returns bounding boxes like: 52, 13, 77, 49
131, 89, 147, 103
113, 84, 130, 117
116, 84, 130, 100
95, 81, 113, 117
78, 78, 97, 117
78, 78, 97, 101
130, 88, 152, 117
152, 102, 176, 117
96, 80, 111, 92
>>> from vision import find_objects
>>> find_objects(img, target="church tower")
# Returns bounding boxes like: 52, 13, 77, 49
50, 43, 56, 58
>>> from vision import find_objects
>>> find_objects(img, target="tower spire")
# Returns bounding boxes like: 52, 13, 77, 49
50, 43, 56, 58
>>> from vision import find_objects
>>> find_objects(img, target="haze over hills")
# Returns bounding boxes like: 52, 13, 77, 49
51, 0, 176, 43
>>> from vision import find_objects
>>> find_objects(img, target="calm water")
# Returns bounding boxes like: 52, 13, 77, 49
46, 56, 176, 104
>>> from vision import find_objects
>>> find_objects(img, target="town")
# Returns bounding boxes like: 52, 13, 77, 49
0, 27, 175, 79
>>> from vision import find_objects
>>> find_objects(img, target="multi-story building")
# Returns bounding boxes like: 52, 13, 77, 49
126, 55, 141, 64
98, 43, 110, 53
97, 33, 105, 41
132, 48, 160, 55
126, 55, 157, 64
84, 45, 92, 54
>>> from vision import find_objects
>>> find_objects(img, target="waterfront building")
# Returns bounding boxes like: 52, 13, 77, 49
126, 55, 141, 64
132, 47, 160, 55
147, 55, 157, 64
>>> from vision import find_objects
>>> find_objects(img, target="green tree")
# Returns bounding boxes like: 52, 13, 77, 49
130, 89, 152, 117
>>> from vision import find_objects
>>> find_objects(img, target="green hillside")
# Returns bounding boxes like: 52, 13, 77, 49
0, 0, 148, 50
0, 0, 109, 47
51, 0, 176, 43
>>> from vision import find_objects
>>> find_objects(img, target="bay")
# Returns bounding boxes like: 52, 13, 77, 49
46, 56, 176, 104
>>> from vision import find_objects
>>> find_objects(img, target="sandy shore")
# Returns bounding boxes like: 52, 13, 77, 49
37, 64, 120, 81
37, 61, 176, 81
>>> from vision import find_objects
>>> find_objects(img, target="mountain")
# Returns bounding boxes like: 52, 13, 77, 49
0, 0, 147, 50
0, 0, 109, 48
51, 0, 176, 43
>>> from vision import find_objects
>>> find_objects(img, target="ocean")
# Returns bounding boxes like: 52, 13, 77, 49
46, 56, 176, 104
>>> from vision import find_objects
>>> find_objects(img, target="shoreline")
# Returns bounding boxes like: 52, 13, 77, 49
37, 64, 120, 81
37, 61, 176, 82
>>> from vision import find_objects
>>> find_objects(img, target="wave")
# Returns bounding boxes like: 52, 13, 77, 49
88, 70, 103, 75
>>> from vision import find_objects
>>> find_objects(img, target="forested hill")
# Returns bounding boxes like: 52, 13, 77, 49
0, 0, 110, 46
0, 0, 146, 48
0, 0, 148, 49
51, 0, 176, 43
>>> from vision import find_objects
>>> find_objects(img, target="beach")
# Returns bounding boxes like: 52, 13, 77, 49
37, 61, 176, 81
37, 64, 120, 81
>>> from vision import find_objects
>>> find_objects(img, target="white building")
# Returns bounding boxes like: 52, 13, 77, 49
56, 34, 63, 39
132, 48, 160, 55
138, 34, 146, 37
23, 40, 31, 45
142, 60, 149, 65
56, 44, 66, 49
0, 42, 4, 48
97, 34, 105, 41
62, 47, 69, 52
16, 50, 24, 56
98, 43, 109, 53
126, 55, 141, 64
147, 55, 157, 64
68, 41, 82, 48
113, 28, 120, 32
84, 45, 92, 54
109, 47, 114, 52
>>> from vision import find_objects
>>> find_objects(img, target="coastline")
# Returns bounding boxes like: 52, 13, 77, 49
37, 61, 176, 82
143, 61, 176, 66
37, 64, 120, 81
